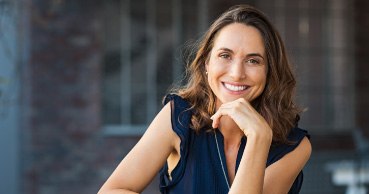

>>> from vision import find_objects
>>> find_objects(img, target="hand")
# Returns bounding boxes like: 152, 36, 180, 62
210, 98, 272, 139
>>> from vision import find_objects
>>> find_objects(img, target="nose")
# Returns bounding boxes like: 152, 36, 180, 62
229, 59, 246, 80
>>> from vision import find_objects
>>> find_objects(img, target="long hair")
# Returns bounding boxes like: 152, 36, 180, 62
169, 4, 301, 144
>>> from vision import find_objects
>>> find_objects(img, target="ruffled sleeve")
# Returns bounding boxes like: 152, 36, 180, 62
267, 128, 310, 165
159, 94, 192, 193
267, 127, 310, 194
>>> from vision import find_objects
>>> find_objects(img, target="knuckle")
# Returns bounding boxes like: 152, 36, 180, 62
234, 106, 241, 112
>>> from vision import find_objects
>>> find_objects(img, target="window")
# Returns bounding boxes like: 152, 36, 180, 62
102, 0, 209, 135
257, 0, 355, 133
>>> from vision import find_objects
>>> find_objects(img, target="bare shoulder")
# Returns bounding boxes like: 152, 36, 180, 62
143, 102, 179, 148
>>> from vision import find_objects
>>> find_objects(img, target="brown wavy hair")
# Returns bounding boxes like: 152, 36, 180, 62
169, 4, 302, 144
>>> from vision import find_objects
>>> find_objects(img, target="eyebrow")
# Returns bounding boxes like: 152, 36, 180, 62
217, 47, 265, 60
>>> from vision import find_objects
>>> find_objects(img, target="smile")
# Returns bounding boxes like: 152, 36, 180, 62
223, 82, 249, 92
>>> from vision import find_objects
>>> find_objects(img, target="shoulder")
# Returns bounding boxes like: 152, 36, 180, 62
287, 127, 310, 142
163, 94, 193, 131
295, 136, 312, 161
164, 93, 191, 110
162, 93, 193, 146
286, 127, 311, 154
263, 128, 311, 193
267, 133, 311, 179
268, 127, 311, 166
288, 127, 311, 162
289, 128, 312, 162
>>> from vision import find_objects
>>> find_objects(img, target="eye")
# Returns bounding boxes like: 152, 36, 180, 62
246, 58, 260, 65
219, 53, 231, 60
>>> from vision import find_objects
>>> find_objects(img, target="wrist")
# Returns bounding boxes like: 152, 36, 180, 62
246, 129, 273, 145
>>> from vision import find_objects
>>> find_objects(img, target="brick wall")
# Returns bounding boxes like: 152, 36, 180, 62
23, 1, 106, 193
21, 1, 160, 193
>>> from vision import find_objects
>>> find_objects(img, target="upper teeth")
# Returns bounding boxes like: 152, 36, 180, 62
224, 83, 247, 91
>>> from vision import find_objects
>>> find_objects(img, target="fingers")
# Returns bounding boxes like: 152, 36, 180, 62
210, 98, 272, 139
210, 106, 233, 128
210, 98, 250, 129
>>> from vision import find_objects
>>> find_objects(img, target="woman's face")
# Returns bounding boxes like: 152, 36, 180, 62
206, 23, 267, 108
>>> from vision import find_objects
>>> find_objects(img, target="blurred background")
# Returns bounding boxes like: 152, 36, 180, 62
0, 0, 368, 193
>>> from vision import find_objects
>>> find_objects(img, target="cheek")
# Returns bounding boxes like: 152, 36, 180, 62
260, 74, 267, 86
208, 58, 226, 75
207, 66, 223, 91
208, 66, 224, 89
207, 72, 217, 89
250, 68, 267, 82
250, 69, 267, 95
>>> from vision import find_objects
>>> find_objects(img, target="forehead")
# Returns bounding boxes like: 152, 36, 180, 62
212, 23, 265, 56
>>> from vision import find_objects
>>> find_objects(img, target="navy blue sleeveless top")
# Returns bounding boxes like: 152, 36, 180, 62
159, 94, 310, 194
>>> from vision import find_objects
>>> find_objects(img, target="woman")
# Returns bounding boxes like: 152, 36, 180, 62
98, 4, 311, 194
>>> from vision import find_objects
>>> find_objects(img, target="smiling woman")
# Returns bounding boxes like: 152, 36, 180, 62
98, 4, 311, 194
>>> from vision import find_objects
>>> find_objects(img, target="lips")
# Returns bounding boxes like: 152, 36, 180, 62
223, 82, 249, 92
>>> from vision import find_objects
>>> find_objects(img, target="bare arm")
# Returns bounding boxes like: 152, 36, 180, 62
98, 103, 177, 194
230, 132, 272, 194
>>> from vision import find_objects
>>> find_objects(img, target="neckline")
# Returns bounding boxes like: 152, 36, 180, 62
214, 129, 246, 187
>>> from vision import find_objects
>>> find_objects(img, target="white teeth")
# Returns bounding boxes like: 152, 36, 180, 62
224, 83, 248, 91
